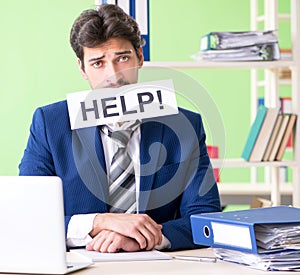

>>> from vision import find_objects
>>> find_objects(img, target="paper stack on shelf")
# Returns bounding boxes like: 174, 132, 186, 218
192, 30, 280, 61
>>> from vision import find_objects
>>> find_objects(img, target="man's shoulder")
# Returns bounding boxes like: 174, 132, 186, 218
33, 100, 70, 127
38, 100, 68, 113
35, 100, 68, 119
141, 107, 202, 135
178, 107, 201, 118
161, 107, 201, 123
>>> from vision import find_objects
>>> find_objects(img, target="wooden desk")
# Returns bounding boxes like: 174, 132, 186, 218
70, 248, 294, 275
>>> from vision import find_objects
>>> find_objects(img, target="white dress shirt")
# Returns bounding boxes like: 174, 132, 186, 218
66, 122, 170, 249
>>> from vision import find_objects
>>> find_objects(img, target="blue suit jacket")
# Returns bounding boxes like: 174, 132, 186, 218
19, 100, 221, 251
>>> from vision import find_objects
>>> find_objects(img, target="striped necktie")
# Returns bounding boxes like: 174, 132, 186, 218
108, 120, 140, 213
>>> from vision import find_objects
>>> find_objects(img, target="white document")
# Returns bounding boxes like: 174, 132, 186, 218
70, 249, 172, 262
214, 248, 300, 271
67, 79, 178, 130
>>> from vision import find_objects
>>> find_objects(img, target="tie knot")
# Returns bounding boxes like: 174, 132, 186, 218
106, 120, 141, 148
110, 130, 132, 148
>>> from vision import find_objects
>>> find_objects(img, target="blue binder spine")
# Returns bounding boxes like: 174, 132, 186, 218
191, 215, 259, 253
190, 206, 300, 254
129, 0, 150, 61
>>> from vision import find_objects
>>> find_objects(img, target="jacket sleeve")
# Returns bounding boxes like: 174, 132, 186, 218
19, 108, 55, 176
161, 112, 221, 251
19, 108, 74, 231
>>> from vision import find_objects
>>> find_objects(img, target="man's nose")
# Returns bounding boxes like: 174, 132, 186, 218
104, 63, 122, 87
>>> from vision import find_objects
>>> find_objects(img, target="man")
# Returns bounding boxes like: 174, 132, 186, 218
19, 4, 221, 253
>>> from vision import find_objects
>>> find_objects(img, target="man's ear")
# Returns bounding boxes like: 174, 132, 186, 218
78, 59, 88, 80
138, 47, 144, 68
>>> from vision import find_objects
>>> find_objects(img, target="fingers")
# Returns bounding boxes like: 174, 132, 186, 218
92, 213, 163, 251
87, 230, 118, 253
86, 230, 140, 253
129, 215, 162, 250
135, 221, 162, 250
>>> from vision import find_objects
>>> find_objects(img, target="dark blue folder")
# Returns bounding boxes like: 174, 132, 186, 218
191, 206, 300, 254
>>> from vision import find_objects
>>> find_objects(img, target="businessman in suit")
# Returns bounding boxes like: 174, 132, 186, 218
19, 4, 221, 253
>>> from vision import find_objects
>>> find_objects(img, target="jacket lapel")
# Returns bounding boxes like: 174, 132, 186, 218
139, 120, 164, 213
72, 127, 109, 205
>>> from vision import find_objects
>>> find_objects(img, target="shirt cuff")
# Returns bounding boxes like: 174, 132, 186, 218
66, 213, 98, 247
155, 234, 171, 250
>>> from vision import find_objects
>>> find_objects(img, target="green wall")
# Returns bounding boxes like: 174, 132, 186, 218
0, 0, 289, 183
0, 0, 94, 175
150, 0, 251, 182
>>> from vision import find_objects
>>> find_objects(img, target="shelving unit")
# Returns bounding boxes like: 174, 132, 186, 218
249, 0, 300, 206
143, 60, 294, 69
144, 0, 300, 207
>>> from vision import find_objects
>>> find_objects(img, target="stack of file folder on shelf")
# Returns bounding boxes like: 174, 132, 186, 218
190, 206, 300, 271
192, 30, 280, 61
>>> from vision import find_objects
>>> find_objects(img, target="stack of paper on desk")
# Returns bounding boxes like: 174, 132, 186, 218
191, 206, 300, 253
214, 248, 300, 271
190, 206, 300, 271
255, 223, 300, 251
71, 249, 172, 262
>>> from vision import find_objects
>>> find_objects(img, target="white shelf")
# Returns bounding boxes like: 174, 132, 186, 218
143, 60, 295, 69
211, 158, 297, 168
256, 14, 291, 22
258, 79, 291, 86
144, 0, 300, 207
218, 182, 293, 195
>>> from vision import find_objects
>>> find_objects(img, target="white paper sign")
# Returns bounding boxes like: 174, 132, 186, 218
67, 79, 178, 130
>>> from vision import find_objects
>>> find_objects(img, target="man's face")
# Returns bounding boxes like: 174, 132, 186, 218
79, 37, 144, 89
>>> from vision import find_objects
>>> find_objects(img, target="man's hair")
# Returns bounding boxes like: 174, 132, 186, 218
70, 4, 144, 66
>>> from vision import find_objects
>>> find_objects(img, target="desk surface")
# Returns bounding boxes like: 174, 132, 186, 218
70, 248, 294, 275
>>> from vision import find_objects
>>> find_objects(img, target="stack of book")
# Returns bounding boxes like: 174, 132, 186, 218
259, 96, 294, 148
241, 105, 297, 162
279, 49, 292, 79
190, 206, 300, 271
207, 145, 220, 182
192, 30, 280, 61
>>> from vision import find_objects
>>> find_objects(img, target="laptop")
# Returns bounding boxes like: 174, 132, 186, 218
0, 176, 92, 274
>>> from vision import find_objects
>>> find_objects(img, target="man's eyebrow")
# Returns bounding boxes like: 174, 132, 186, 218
88, 55, 105, 62
87, 50, 133, 63
114, 50, 133, 55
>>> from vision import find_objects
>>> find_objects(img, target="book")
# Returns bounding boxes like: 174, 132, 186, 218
207, 145, 220, 182
190, 206, 300, 254
250, 196, 272, 208
248, 107, 280, 161
275, 114, 297, 160
259, 97, 294, 149
262, 114, 283, 161
200, 30, 278, 51
280, 97, 293, 148
268, 114, 290, 161
241, 105, 268, 161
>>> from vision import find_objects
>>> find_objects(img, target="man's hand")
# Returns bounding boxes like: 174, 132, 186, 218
90, 213, 162, 250
86, 230, 140, 253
